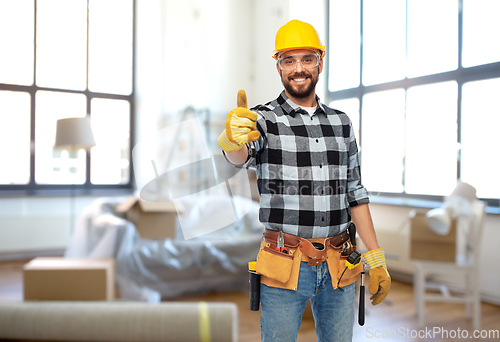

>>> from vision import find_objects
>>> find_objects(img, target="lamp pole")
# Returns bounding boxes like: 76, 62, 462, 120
54, 116, 96, 236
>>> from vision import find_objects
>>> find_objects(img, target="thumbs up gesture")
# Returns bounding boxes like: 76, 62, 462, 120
217, 90, 260, 151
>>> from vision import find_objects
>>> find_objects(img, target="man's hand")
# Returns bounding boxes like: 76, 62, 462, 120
217, 90, 260, 151
362, 248, 391, 305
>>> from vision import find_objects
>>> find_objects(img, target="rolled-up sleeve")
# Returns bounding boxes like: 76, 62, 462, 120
346, 123, 370, 207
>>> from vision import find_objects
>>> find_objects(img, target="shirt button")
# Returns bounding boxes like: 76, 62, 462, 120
319, 164, 323, 168
316, 139, 319, 143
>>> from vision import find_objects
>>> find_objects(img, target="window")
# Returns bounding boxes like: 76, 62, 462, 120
327, 0, 500, 206
360, 89, 405, 194
461, 78, 500, 199
405, 82, 458, 196
0, 0, 134, 192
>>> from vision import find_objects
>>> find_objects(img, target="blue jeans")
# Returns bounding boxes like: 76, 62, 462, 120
260, 261, 355, 342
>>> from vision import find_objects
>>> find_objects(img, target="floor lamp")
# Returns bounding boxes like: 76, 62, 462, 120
53, 116, 96, 234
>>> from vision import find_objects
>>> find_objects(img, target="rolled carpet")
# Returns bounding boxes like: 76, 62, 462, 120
0, 301, 238, 342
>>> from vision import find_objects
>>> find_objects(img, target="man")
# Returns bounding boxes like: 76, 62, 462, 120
218, 19, 390, 342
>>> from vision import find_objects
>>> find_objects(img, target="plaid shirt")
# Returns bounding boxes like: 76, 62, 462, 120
245, 91, 369, 239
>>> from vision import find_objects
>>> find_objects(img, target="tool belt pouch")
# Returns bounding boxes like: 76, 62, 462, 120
326, 237, 362, 289
256, 241, 294, 283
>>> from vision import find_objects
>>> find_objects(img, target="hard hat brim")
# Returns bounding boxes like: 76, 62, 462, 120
272, 47, 326, 60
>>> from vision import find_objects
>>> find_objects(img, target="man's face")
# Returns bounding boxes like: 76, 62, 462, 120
277, 49, 323, 100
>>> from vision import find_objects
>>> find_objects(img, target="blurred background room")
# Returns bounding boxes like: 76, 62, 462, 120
0, 0, 499, 341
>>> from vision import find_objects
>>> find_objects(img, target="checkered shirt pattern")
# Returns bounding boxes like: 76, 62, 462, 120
245, 91, 369, 238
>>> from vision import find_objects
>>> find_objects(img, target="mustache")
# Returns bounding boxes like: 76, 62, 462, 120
287, 73, 311, 79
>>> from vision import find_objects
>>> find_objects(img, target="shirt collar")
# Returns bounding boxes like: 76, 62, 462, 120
277, 91, 327, 118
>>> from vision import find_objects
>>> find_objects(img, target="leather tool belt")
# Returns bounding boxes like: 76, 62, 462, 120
263, 229, 351, 266
256, 227, 361, 291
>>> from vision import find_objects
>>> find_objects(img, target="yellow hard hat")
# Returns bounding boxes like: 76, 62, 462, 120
272, 19, 326, 60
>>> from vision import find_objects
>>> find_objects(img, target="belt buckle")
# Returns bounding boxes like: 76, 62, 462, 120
305, 240, 326, 265
311, 242, 324, 251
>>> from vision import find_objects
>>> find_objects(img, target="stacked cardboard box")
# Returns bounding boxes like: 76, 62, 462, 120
116, 197, 178, 240
410, 210, 457, 262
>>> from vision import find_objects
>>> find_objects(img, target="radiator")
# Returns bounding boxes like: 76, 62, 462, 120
0, 216, 70, 254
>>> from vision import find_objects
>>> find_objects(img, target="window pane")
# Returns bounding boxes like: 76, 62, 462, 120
329, 98, 360, 146
88, 0, 133, 95
461, 78, 500, 199
405, 82, 458, 195
361, 89, 405, 193
36, 0, 87, 90
0, 91, 31, 184
407, 0, 458, 78
362, 0, 406, 86
90, 98, 130, 184
0, 0, 34, 85
35, 91, 87, 184
462, 0, 500, 67
329, 0, 360, 91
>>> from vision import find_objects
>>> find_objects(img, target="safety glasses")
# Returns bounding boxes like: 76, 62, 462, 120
278, 53, 320, 71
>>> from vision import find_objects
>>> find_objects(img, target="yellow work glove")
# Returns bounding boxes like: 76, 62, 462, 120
217, 89, 260, 151
362, 248, 391, 305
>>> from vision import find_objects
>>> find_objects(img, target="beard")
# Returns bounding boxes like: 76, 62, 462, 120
280, 70, 319, 99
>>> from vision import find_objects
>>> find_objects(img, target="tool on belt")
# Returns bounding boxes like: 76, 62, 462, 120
248, 261, 260, 311
275, 231, 288, 254
337, 223, 365, 326
336, 223, 362, 291
359, 271, 365, 326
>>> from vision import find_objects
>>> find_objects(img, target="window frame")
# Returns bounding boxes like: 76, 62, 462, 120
326, 0, 500, 209
0, 0, 136, 196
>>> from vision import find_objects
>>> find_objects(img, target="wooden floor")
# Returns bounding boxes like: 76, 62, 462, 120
1, 259, 499, 342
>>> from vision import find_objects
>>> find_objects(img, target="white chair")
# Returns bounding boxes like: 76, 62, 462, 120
413, 200, 487, 331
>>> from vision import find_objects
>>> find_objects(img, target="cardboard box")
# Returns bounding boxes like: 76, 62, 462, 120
116, 196, 178, 240
23, 257, 115, 301
410, 210, 457, 262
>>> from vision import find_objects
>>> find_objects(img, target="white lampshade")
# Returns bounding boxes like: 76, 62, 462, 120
448, 180, 477, 203
426, 181, 477, 236
426, 207, 453, 235
54, 116, 96, 151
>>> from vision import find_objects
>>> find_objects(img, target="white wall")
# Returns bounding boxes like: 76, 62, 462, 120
136, 0, 256, 120
0, 195, 121, 259
251, 0, 290, 107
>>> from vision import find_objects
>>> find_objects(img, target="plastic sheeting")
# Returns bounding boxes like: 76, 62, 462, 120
65, 196, 264, 302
